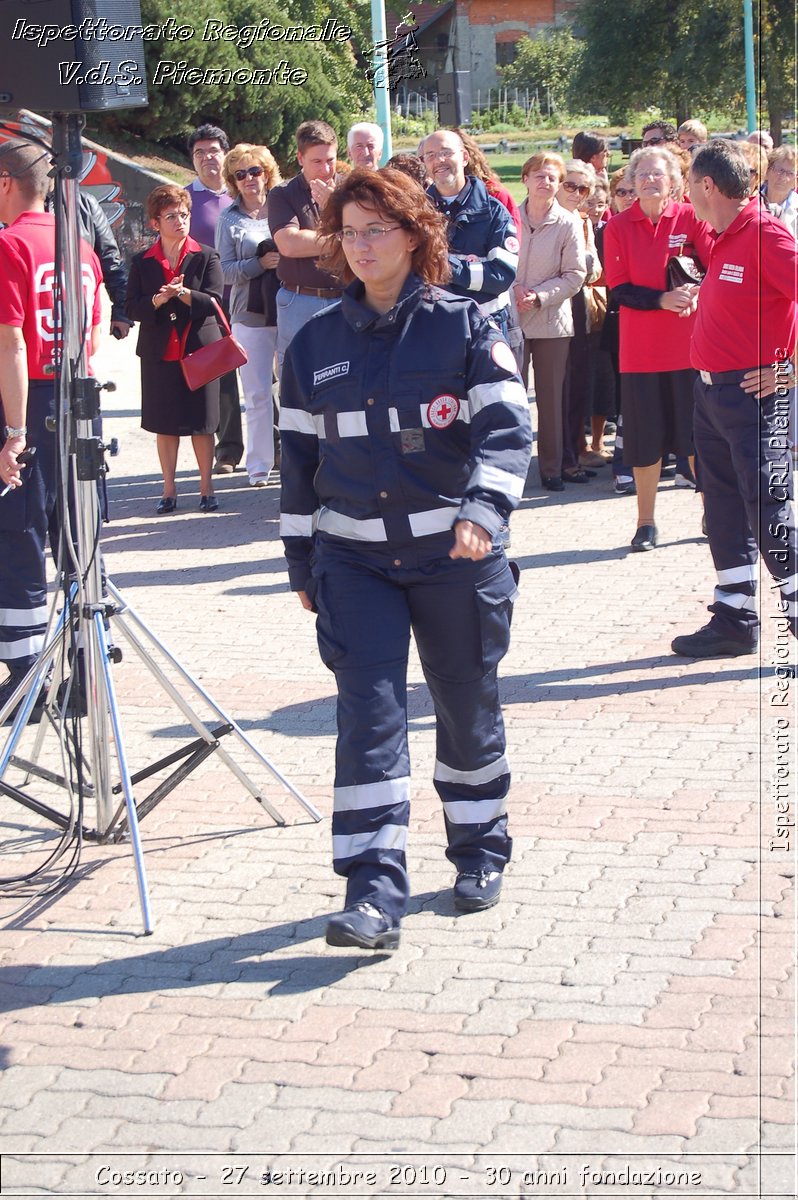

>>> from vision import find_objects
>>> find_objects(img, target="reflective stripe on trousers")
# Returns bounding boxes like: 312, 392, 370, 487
310, 544, 517, 921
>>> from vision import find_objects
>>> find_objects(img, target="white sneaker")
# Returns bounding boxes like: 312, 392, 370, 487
249, 473, 269, 488
674, 473, 695, 489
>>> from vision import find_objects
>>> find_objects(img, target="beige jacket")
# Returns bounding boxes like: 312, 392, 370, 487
514, 199, 587, 339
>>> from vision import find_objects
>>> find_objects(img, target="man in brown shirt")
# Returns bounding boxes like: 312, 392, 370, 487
268, 120, 343, 370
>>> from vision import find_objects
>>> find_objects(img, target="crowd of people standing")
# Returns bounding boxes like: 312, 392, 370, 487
1, 113, 794, 949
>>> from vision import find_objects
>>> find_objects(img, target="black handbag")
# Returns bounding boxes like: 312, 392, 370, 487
667, 254, 705, 288
247, 238, 280, 326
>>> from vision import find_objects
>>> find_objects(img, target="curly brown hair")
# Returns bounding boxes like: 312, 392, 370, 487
146, 184, 191, 222
319, 167, 451, 286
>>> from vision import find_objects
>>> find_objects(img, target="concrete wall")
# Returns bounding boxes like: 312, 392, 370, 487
10, 111, 174, 262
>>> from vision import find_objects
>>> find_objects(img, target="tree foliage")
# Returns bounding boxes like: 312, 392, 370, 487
759, 0, 796, 143
501, 28, 584, 114
89, 0, 372, 167
571, 0, 745, 124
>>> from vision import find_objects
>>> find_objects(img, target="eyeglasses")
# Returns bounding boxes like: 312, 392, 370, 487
615, 187, 635, 197
234, 166, 264, 181
643, 135, 668, 146
769, 166, 796, 179
161, 211, 190, 223
422, 149, 457, 162
562, 181, 590, 196
336, 225, 401, 243
639, 170, 667, 180
193, 147, 223, 157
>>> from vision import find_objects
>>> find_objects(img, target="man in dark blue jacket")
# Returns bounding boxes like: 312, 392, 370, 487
422, 129, 518, 338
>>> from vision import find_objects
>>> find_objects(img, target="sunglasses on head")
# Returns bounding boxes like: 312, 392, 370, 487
234, 166, 264, 181
563, 180, 590, 196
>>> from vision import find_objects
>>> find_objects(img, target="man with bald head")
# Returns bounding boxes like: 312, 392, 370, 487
421, 129, 518, 339
0, 140, 103, 720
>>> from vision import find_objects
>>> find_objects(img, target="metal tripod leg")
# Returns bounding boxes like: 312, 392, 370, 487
105, 580, 321, 824
90, 611, 152, 933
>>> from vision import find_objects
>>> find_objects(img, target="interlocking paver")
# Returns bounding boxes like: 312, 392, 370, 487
0, 320, 789, 1175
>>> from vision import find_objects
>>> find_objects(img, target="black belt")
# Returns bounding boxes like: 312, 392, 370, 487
698, 367, 757, 385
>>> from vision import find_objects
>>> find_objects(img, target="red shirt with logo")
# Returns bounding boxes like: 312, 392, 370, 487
691, 197, 798, 372
604, 200, 715, 373
0, 211, 102, 380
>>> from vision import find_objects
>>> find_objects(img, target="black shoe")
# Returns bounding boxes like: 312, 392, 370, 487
453, 868, 503, 912
631, 524, 658, 551
0, 669, 46, 726
671, 624, 758, 659
540, 475, 565, 491
613, 476, 636, 496
199, 495, 218, 512
156, 496, 177, 515
563, 469, 594, 483
325, 902, 400, 950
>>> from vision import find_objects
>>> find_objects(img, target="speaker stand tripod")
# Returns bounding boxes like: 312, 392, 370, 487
0, 115, 321, 934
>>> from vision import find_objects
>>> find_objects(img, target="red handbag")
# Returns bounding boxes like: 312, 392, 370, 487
178, 297, 248, 391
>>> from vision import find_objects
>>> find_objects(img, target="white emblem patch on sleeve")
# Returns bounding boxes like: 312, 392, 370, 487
491, 340, 518, 375
505, 235, 520, 254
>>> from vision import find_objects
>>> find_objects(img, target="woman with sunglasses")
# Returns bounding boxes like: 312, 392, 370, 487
603, 145, 715, 550
279, 168, 531, 950
126, 184, 224, 513
216, 144, 282, 487
557, 160, 604, 482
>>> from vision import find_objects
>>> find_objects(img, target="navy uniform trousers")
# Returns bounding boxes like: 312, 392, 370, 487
0, 381, 57, 673
694, 372, 797, 643
309, 539, 517, 923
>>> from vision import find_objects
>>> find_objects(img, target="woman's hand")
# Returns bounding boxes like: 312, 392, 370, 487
296, 590, 314, 611
659, 284, 698, 315
450, 520, 492, 561
259, 251, 280, 271
515, 288, 538, 313
154, 275, 185, 307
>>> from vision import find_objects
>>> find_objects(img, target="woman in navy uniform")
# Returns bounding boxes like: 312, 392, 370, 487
279, 169, 532, 950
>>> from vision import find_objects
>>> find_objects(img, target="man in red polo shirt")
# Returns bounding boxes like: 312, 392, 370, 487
671, 139, 797, 659
0, 139, 102, 719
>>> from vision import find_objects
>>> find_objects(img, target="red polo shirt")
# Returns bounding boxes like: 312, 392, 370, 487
691, 198, 798, 372
0, 211, 102, 380
604, 200, 715, 373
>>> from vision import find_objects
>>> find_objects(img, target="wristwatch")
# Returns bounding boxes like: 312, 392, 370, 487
179, 287, 188, 299
4, 425, 26, 439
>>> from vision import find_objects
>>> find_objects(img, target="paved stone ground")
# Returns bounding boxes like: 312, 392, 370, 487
0, 325, 795, 1199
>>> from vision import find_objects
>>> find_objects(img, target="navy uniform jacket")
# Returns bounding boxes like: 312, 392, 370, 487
427, 176, 519, 316
279, 274, 532, 592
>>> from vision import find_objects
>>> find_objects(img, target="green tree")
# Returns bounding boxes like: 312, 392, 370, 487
90, 0, 370, 167
501, 28, 584, 114
759, 0, 796, 144
572, 0, 744, 125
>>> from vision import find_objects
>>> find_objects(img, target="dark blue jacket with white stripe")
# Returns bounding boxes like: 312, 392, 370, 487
426, 176, 519, 317
279, 273, 532, 592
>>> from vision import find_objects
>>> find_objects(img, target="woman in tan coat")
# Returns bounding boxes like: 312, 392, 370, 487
514, 152, 587, 490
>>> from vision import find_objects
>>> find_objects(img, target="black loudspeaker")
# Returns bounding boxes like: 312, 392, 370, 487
437, 71, 472, 127
0, 0, 148, 113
